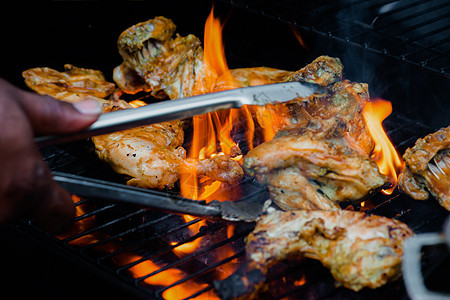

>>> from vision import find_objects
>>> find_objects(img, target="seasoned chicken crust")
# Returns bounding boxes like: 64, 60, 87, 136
216, 209, 413, 299
23, 65, 243, 189
399, 126, 450, 210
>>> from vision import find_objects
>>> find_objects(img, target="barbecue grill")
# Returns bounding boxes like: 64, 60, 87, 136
1, 1, 449, 299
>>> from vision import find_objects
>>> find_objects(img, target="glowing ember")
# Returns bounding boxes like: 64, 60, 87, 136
294, 275, 307, 286
362, 98, 404, 194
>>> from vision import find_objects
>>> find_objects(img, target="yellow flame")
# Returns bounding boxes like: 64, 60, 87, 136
362, 99, 404, 194
129, 99, 147, 108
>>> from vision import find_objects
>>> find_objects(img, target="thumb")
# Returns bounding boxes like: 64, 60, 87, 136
16, 86, 102, 135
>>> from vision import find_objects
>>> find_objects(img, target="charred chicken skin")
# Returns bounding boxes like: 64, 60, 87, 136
399, 126, 450, 210
216, 209, 413, 299
23, 65, 243, 189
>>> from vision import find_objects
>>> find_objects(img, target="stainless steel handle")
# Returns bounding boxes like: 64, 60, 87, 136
53, 172, 222, 217
402, 233, 449, 300
35, 81, 322, 147
35, 90, 243, 147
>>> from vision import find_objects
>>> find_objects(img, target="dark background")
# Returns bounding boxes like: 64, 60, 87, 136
0, 1, 448, 299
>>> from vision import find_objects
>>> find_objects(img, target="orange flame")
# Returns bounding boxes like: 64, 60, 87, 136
362, 98, 404, 194
129, 99, 147, 108
290, 25, 310, 53
176, 6, 246, 284
61, 196, 221, 300
180, 6, 239, 202
203, 6, 236, 91
117, 253, 218, 300
294, 275, 307, 286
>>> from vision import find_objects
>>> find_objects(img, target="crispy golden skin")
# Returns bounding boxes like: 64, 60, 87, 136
399, 126, 450, 210
241, 55, 382, 210
286, 55, 344, 86
244, 126, 386, 210
114, 17, 374, 154
23, 64, 116, 104
283, 61, 374, 157
217, 209, 413, 299
23, 65, 243, 189
114, 16, 209, 99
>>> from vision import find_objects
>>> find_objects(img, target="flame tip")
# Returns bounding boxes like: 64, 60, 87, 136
363, 98, 404, 193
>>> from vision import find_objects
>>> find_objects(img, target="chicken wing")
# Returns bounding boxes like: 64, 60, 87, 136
23, 65, 243, 189
399, 126, 450, 210
215, 209, 413, 299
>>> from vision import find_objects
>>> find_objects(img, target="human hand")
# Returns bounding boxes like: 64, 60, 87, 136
0, 79, 101, 232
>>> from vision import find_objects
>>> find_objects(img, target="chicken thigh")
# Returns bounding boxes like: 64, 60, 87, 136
216, 209, 413, 299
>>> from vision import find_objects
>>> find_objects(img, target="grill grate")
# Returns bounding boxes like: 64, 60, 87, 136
219, 0, 450, 77
12, 111, 446, 299
3, 1, 448, 298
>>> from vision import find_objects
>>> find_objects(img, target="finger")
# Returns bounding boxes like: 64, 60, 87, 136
22, 92, 102, 135
33, 181, 76, 233
2, 79, 102, 135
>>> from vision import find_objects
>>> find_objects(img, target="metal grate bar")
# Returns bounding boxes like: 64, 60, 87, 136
221, 0, 450, 76
383, 23, 450, 56
351, 2, 450, 45
81, 214, 176, 253
128, 228, 211, 279
182, 286, 214, 300
375, 0, 447, 27
72, 203, 116, 222
114, 218, 204, 272
135, 227, 248, 283
161, 250, 245, 299
423, 48, 450, 68
369, 0, 424, 21
401, 36, 450, 60
61, 208, 148, 243
179, 250, 245, 300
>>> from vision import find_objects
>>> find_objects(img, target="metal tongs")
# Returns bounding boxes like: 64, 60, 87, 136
40, 81, 324, 221
53, 172, 270, 222
35, 81, 325, 147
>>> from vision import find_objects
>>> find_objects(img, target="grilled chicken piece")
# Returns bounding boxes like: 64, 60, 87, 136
399, 126, 450, 210
23, 65, 243, 189
114, 16, 209, 99
286, 55, 344, 86
92, 123, 243, 189
216, 209, 413, 299
113, 18, 376, 195
114, 17, 373, 152
284, 79, 375, 157
23, 64, 117, 104
244, 125, 386, 210
241, 55, 379, 210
